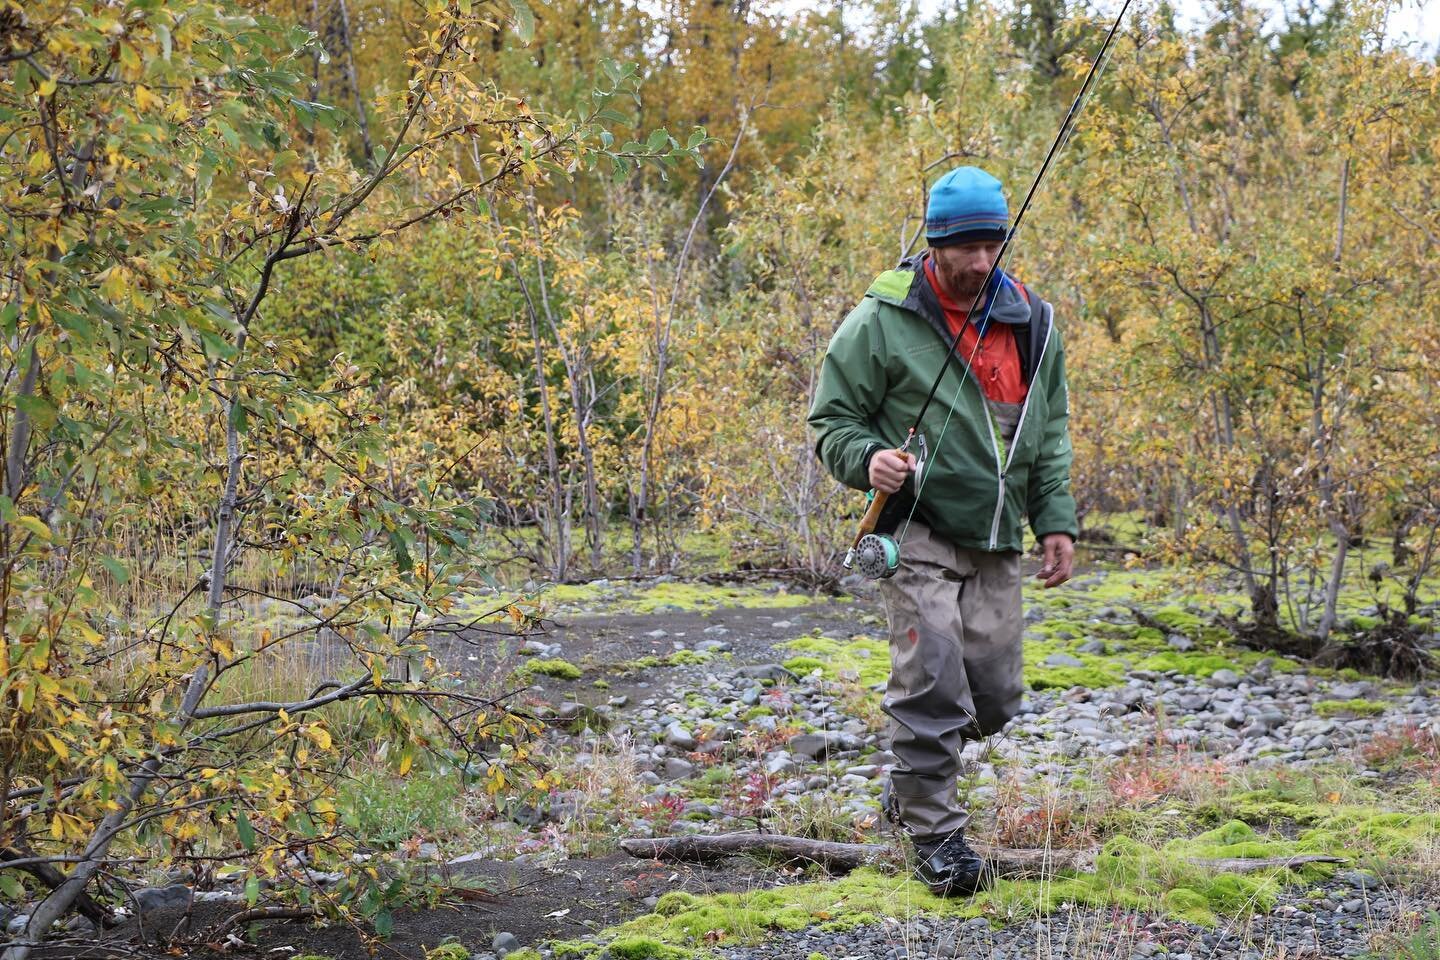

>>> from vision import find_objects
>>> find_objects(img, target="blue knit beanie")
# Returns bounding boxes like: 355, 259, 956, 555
926, 166, 1009, 247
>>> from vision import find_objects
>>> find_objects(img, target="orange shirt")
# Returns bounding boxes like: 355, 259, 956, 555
923, 258, 1028, 404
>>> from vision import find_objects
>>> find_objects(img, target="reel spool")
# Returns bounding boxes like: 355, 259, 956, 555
853, 533, 900, 580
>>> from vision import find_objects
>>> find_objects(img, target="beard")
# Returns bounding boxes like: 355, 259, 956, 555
935, 262, 988, 307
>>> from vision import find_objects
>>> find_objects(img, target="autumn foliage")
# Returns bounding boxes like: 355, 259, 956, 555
2, 0, 1438, 952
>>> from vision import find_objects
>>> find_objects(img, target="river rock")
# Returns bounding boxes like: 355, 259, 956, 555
664, 722, 697, 750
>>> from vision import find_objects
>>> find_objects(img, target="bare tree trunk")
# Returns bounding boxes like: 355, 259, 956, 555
527, 293, 567, 580
527, 204, 602, 570
335, 0, 375, 166
632, 107, 753, 573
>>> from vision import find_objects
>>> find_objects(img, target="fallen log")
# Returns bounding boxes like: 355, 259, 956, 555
619, 833, 1346, 879
619, 833, 1092, 877
620, 834, 888, 871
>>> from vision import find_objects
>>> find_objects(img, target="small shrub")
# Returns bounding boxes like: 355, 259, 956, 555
339, 769, 465, 849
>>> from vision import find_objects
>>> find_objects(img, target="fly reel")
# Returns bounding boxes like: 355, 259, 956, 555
841, 437, 925, 581
852, 533, 900, 580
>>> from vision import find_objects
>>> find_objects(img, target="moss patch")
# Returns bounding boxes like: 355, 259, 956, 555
779, 635, 890, 687
541, 580, 815, 615
1314, 698, 1388, 718
515, 658, 582, 681
618, 649, 716, 673
565, 817, 1376, 954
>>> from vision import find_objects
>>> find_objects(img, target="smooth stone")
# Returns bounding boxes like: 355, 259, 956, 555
1045, 652, 1085, 668
735, 664, 799, 683
664, 722, 697, 750
1167, 634, 1195, 651
663, 757, 696, 778
788, 731, 858, 759
134, 884, 192, 915
1210, 669, 1241, 688
493, 932, 520, 956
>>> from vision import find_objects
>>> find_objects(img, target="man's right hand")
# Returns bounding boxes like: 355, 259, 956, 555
868, 450, 916, 494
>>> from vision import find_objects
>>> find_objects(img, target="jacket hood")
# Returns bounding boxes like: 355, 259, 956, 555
865, 253, 1032, 330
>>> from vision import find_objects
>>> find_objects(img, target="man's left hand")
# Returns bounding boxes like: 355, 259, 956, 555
1035, 533, 1074, 588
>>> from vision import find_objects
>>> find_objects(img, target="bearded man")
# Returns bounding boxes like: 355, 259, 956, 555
807, 165, 1078, 895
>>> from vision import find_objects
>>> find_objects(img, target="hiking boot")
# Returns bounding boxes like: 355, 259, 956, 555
912, 833, 990, 897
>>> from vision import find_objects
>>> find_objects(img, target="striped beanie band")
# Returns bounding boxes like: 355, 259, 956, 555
926, 166, 1010, 247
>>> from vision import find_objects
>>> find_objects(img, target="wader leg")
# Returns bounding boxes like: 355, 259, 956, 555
878, 523, 1024, 841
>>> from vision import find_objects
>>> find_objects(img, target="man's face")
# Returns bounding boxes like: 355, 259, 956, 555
931, 240, 1003, 306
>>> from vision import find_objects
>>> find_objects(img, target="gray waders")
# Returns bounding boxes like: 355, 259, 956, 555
877, 521, 1025, 841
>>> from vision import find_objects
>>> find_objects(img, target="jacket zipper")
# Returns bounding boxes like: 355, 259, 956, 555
986, 306, 1053, 549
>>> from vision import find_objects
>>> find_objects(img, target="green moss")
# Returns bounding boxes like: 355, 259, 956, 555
807, 953, 829, 960
607, 936, 694, 959
1136, 651, 1240, 677
816, 911, 878, 932
1152, 606, 1205, 635
778, 634, 889, 686
578, 818, 1344, 950
618, 650, 714, 674
424, 946, 470, 960
592, 679, 610, 689
783, 656, 827, 676
1027, 663, 1124, 690
654, 891, 701, 916
515, 658, 582, 681
1314, 698, 1387, 718
741, 706, 774, 720
665, 650, 713, 666
502, 952, 542, 960
541, 580, 815, 615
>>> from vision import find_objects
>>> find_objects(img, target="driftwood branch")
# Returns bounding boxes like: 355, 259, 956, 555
620, 833, 1346, 879
203, 907, 317, 942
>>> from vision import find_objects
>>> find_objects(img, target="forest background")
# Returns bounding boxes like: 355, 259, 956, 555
3, 0, 1440, 955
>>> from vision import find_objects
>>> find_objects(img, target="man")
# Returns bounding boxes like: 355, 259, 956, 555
807, 166, 1078, 896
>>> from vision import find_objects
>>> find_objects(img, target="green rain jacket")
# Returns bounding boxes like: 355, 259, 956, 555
807, 254, 1078, 553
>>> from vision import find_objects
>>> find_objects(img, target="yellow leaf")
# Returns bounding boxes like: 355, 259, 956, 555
38, 77, 57, 97
397, 747, 414, 776
306, 725, 332, 751
43, 732, 70, 761
13, 515, 51, 541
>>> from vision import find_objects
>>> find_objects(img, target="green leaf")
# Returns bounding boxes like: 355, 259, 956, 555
388, 528, 412, 572
244, 874, 260, 907
508, 0, 535, 43
229, 399, 249, 434
646, 128, 670, 152
200, 329, 238, 360
15, 394, 58, 431
374, 906, 394, 937
0, 872, 23, 900
236, 809, 256, 852
100, 555, 130, 585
